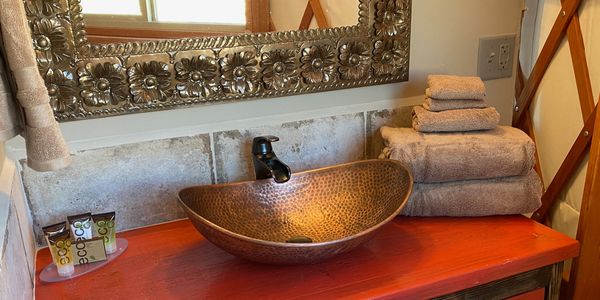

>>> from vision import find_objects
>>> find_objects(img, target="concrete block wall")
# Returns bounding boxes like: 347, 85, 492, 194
21, 107, 413, 246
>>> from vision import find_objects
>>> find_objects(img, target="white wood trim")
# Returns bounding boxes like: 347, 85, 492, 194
0, 158, 16, 259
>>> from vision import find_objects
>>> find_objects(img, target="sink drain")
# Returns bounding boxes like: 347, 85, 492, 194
285, 236, 313, 243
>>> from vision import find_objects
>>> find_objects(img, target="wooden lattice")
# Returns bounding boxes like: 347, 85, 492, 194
514, 0, 599, 297
299, 0, 330, 30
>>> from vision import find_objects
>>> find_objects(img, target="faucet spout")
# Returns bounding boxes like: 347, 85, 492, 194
252, 136, 291, 183
266, 158, 291, 183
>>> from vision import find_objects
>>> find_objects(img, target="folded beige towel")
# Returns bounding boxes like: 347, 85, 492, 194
423, 97, 489, 112
0, 0, 71, 171
381, 126, 536, 183
412, 106, 499, 132
401, 170, 542, 217
427, 75, 486, 100
0, 54, 21, 141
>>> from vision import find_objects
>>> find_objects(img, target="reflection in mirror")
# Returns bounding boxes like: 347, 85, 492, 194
81, 0, 359, 43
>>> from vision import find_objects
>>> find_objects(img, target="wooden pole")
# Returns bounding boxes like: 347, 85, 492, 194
298, 0, 329, 30
299, 1, 314, 30
246, 0, 270, 33
568, 95, 600, 298
562, 1, 594, 119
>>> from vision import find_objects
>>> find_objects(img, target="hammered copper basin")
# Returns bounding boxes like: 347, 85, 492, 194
178, 159, 413, 264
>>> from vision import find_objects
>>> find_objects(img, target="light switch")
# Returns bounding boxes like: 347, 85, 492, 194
477, 34, 516, 80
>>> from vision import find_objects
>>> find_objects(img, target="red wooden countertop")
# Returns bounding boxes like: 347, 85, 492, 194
35, 216, 579, 300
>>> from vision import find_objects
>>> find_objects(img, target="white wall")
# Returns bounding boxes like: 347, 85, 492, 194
6, 0, 525, 156
527, 0, 599, 238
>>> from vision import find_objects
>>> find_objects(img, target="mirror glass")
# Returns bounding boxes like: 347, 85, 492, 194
81, 0, 360, 43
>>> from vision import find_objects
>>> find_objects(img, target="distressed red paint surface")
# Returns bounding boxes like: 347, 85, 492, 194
35, 216, 578, 299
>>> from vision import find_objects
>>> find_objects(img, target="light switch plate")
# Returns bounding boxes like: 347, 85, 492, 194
477, 34, 516, 80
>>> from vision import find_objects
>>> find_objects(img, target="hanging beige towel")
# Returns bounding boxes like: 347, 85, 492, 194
380, 126, 536, 183
412, 105, 499, 132
401, 170, 542, 217
0, 0, 70, 171
426, 75, 486, 100
423, 97, 489, 112
0, 54, 21, 141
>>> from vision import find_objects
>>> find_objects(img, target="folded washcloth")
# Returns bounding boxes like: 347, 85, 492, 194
423, 97, 490, 112
412, 105, 499, 132
427, 75, 486, 100
380, 126, 536, 183
401, 169, 542, 217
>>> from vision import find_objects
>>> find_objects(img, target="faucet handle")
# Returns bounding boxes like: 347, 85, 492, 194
252, 136, 280, 155
263, 135, 280, 142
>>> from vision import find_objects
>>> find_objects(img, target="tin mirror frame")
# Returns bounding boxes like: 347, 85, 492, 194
25, 0, 411, 121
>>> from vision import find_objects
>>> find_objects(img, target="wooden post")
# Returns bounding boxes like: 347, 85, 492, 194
568, 96, 600, 298
563, 3, 594, 119
246, 0, 270, 33
298, 0, 329, 30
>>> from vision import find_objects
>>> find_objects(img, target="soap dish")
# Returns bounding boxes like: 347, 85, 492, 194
39, 238, 128, 283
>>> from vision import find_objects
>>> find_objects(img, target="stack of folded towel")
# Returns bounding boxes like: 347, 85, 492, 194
380, 75, 542, 217
413, 75, 500, 132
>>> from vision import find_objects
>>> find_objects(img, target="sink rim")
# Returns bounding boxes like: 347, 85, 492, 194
177, 159, 413, 248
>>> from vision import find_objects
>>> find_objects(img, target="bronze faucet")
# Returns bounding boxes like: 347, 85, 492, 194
252, 136, 291, 183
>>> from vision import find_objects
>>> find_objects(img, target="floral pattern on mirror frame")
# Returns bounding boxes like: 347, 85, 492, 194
31, 18, 71, 66
261, 49, 298, 91
78, 62, 129, 107
22, 0, 411, 121
301, 45, 336, 84
175, 55, 220, 98
373, 39, 409, 77
374, 0, 410, 38
220, 51, 260, 95
25, 0, 63, 17
44, 68, 77, 113
338, 41, 371, 80
127, 61, 172, 104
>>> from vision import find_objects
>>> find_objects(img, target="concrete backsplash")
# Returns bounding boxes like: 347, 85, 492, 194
22, 108, 412, 246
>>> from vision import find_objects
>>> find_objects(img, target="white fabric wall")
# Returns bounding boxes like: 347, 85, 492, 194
526, 0, 600, 239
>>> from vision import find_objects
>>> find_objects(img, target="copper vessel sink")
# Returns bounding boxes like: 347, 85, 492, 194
178, 159, 413, 264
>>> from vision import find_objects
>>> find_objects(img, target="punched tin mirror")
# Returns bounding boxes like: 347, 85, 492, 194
25, 0, 411, 121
